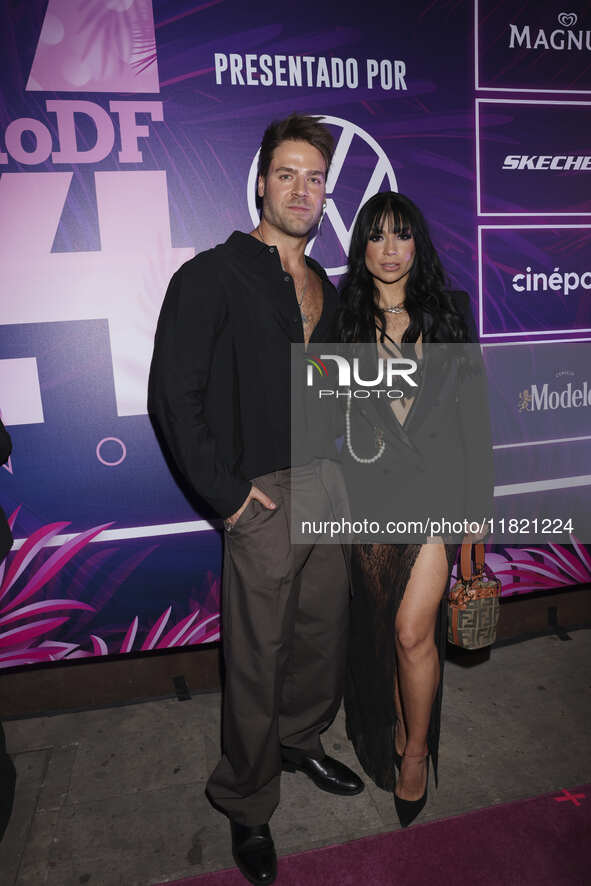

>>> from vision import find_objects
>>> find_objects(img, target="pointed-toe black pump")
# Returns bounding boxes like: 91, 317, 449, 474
394, 751, 429, 828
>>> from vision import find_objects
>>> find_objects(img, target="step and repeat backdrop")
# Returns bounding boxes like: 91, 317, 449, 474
0, 0, 589, 668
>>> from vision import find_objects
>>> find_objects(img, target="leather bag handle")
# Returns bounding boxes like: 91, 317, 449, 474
460, 541, 485, 583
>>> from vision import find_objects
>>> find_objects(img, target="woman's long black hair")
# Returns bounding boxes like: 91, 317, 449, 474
335, 192, 469, 344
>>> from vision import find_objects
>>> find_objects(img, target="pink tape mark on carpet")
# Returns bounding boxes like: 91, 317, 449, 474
553, 787, 586, 807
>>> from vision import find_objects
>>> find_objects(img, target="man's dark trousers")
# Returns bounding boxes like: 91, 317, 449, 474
206, 461, 349, 825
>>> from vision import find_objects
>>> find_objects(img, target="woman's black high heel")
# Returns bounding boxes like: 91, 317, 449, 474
394, 752, 429, 828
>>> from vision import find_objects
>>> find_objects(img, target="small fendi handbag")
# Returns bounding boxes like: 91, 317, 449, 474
448, 542, 501, 649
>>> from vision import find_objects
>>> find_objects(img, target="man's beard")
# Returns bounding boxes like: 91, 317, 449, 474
264, 204, 320, 239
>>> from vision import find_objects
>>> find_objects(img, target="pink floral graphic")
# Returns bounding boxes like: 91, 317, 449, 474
0, 509, 108, 668
68, 599, 220, 659
452, 537, 591, 596
0, 511, 220, 669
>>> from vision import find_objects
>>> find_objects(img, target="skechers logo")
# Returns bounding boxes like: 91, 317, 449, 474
502, 155, 591, 171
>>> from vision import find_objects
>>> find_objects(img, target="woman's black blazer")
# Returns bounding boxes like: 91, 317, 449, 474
341, 291, 494, 539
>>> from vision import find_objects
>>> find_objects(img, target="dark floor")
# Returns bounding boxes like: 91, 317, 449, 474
1, 629, 590, 886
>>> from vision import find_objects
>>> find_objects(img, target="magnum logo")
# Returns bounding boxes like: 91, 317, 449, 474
509, 13, 591, 52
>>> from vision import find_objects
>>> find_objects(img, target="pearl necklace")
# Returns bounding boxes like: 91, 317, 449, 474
345, 395, 386, 464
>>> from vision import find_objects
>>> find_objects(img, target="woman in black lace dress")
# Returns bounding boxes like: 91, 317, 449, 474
335, 192, 492, 827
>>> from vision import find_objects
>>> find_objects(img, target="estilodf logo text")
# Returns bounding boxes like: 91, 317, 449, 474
512, 266, 591, 296
306, 354, 417, 399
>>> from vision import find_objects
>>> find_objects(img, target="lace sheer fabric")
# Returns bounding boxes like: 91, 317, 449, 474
344, 542, 459, 792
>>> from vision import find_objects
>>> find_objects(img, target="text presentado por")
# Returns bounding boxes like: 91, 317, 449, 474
214, 53, 407, 90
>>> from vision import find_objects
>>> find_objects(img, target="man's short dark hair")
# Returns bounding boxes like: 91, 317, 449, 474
257, 113, 335, 181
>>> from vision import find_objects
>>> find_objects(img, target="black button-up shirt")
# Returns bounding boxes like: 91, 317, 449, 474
148, 231, 340, 518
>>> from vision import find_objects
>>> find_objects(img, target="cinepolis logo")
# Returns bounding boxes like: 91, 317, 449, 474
247, 116, 397, 277
511, 266, 591, 296
306, 353, 417, 399
509, 12, 591, 51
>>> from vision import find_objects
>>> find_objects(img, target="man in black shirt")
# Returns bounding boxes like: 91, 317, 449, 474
149, 114, 362, 885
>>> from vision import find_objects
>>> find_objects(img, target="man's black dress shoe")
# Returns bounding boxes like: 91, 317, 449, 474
281, 751, 364, 796
230, 821, 277, 885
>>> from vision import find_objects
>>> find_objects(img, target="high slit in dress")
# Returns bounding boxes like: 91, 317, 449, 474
344, 541, 458, 791
343, 331, 459, 791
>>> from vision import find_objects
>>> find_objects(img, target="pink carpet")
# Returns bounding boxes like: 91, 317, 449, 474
160, 784, 590, 885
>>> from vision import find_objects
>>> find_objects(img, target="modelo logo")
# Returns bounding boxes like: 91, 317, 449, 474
509, 12, 591, 51
512, 266, 591, 296
247, 116, 397, 277
518, 381, 591, 412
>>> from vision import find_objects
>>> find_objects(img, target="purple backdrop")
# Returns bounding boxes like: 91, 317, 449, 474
0, 0, 590, 670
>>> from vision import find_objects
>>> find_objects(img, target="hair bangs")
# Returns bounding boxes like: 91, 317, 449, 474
366, 195, 414, 241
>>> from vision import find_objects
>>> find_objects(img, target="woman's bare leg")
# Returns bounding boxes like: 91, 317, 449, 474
394, 669, 406, 757
394, 542, 449, 801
